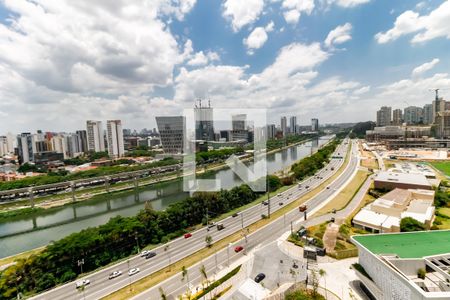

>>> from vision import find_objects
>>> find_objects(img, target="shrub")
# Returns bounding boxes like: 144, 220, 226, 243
418, 268, 426, 279
400, 217, 425, 232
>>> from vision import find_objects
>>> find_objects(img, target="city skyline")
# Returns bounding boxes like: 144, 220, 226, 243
0, 1, 449, 133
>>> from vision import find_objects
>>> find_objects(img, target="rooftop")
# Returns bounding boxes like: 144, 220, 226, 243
352, 230, 450, 259
375, 171, 432, 187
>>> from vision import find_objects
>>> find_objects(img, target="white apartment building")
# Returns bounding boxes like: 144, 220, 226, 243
86, 120, 105, 152
106, 120, 124, 158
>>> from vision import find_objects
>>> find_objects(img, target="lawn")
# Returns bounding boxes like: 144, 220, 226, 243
431, 161, 450, 177
352, 230, 450, 258
313, 170, 369, 217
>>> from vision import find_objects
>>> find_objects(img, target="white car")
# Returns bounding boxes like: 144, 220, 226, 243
140, 250, 151, 257
128, 268, 140, 276
108, 271, 122, 279
75, 279, 90, 289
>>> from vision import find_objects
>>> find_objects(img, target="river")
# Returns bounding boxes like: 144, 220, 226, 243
0, 137, 330, 258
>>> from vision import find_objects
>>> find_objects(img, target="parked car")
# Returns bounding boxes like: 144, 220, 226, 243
234, 246, 244, 253
128, 268, 140, 276
145, 252, 157, 259
254, 273, 266, 283
108, 271, 122, 280
184, 233, 192, 238
75, 279, 90, 289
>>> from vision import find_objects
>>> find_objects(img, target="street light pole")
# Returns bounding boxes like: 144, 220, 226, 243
127, 259, 132, 292
227, 244, 230, 267
77, 259, 84, 274
240, 213, 244, 229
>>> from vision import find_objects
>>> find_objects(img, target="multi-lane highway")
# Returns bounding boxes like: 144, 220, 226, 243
30, 139, 355, 300
130, 139, 359, 300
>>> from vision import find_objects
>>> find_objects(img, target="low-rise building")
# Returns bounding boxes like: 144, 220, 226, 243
374, 171, 434, 190
353, 188, 435, 233
352, 231, 450, 300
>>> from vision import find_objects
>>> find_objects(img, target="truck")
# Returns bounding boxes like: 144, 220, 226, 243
299, 205, 307, 212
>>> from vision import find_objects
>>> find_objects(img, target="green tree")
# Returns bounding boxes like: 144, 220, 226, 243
205, 235, 213, 248
400, 217, 425, 232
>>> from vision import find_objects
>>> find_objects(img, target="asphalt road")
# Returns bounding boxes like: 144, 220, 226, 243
30, 139, 354, 300
130, 140, 359, 300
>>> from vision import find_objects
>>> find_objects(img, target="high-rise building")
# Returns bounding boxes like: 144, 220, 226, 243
436, 111, 450, 139
86, 120, 105, 152
51, 135, 68, 159
17, 133, 33, 164
289, 116, 297, 134
156, 116, 185, 154
76, 130, 88, 153
376, 106, 392, 126
231, 114, 248, 142
392, 109, 403, 125
66, 133, 82, 158
311, 118, 319, 132
232, 114, 246, 131
280, 117, 287, 137
266, 124, 276, 139
422, 104, 433, 125
106, 120, 125, 158
194, 100, 214, 141
404, 106, 423, 125
0, 136, 8, 157
432, 97, 446, 124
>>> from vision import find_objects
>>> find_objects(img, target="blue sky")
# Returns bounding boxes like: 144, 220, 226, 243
0, 0, 449, 132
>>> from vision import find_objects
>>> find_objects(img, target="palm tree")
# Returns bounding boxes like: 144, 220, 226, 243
199, 264, 208, 289
159, 287, 167, 300
319, 269, 327, 299
205, 235, 213, 248
181, 266, 191, 298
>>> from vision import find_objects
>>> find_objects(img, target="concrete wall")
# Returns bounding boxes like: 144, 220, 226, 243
357, 246, 450, 300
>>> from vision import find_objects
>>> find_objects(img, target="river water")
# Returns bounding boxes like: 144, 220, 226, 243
0, 137, 330, 258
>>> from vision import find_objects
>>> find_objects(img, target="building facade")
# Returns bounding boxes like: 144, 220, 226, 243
17, 133, 33, 164
422, 104, 433, 125
266, 124, 276, 139
156, 116, 185, 154
86, 120, 105, 152
377, 106, 392, 126
392, 109, 403, 125
436, 111, 450, 139
106, 120, 125, 158
194, 101, 214, 141
76, 130, 88, 153
280, 116, 287, 137
404, 106, 423, 125
289, 116, 297, 134
311, 118, 319, 132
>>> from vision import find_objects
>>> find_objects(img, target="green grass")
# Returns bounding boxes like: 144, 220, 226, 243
431, 162, 450, 177
353, 230, 450, 258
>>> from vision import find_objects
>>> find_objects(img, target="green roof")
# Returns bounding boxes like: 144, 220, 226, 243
352, 230, 450, 258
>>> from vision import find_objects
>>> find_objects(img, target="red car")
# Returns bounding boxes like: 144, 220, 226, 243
234, 246, 244, 253
184, 233, 192, 239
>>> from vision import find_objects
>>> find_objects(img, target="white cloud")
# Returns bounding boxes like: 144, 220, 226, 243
324, 23, 352, 48
353, 86, 370, 95
283, 9, 301, 24
243, 22, 276, 54
222, 0, 264, 32
411, 58, 440, 77
244, 27, 268, 53
375, 1, 450, 44
321, 0, 370, 8
281, 0, 314, 25
334, 0, 370, 8
187, 50, 220, 66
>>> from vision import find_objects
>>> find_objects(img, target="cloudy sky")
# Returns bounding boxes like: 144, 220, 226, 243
0, 0, 449, 133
